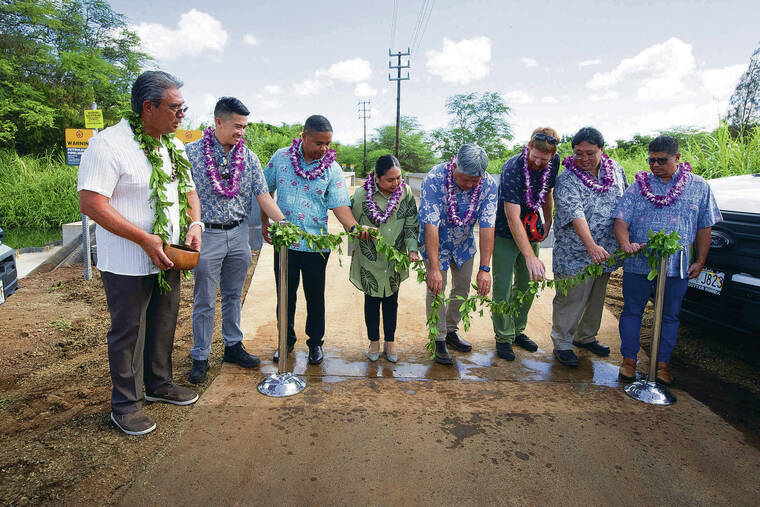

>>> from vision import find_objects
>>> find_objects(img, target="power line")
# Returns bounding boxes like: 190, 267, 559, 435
358, 100, 371, 176
408, 0, 429, 52
388, 48, 411, 158
390, 0, 399, 50
412, 0, 435, 56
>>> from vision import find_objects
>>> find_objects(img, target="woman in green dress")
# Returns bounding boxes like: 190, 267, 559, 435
350, 155, 420, 362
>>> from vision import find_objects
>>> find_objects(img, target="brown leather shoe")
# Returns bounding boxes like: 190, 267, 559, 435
656, 362, 673, 385
619, 358, 637, 381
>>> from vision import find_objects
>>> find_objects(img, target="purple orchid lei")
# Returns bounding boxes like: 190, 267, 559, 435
445, 157, 483, 227
635, 162, 692, 208
363, 173, 406, 224
521, 146, 553, 212
561, 153, 616, 192
203, 127, 244, 198
288, 138, 337, 180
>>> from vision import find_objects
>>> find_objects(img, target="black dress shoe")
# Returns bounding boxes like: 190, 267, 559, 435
496, 341, 515, 361
188, 359, 209, 384
224, 342, 260, 368
445, 331, 472, 352
553, 349, 579, 367
514, 334, 538, 352
308, 345, 324, 365
572, 340, 610, 356
272, 344, 295, 363
434, 341, 453, 365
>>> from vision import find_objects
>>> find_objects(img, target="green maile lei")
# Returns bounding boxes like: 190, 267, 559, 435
125, 111, 194, 292
269, 222, 682, 359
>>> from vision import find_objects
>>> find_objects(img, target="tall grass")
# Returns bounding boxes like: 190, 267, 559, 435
0, 150, 80, 228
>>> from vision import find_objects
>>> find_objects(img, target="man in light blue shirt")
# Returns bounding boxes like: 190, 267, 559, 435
614, 135, 721, 384
418, 143, 497, 365
261, 115, 366, 365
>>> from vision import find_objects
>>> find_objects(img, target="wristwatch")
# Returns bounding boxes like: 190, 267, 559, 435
350, 225, 357, 233
479, 265, 491, 273
189, 221, 205, 232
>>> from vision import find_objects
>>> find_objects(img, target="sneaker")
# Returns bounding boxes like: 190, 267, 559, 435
496, 341, 515, 361
553, 349, 579, 367
110, 411, 156, 436
572, 340, 610, 357
188, 359, 209, 384
514, 334, 538, 352
619, 358, 637, 381
434, 341, 453, 365
145, 384, 199, 406
223, 342, 260, 369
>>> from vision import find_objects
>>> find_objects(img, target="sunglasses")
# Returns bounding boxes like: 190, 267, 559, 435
532, 133, 558, 145
647, 156, 671, 165
167, 103, 189, 115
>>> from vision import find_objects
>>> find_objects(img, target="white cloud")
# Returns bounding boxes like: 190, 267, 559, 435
257, 98, 282, 110
426, 37, 491, 85
263, 85, 282, 95
578, 59, 601, 68
242, 33, 258, 46
354, 82, 377, 98
292, 58, 373, 96
132, 9, 227, 59
589, 91, 619, 102
521, 57, 538, 68
700, 64, 746, 103
503, 90, 534, 105
587, 37, 696, 101
541, 96, 558, 104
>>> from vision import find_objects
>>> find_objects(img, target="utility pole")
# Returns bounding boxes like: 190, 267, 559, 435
357, 100, 371, 176
388, 48, 410, 158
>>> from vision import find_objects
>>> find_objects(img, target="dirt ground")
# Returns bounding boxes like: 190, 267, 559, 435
0, 255, 258, 506
0, 259, 758, 505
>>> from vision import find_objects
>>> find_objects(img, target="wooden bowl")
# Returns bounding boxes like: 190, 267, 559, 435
163, 243, 199, 270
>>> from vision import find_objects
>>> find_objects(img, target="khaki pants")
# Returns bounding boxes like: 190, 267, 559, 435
425, 257, 474, 341
550, 272, 611, 351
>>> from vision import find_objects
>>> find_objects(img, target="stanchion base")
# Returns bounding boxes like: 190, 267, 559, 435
624, 379, 676, 406
257, 372, 306, 398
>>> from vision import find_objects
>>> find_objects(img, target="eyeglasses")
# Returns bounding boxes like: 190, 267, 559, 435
167, 104, 189, 115
532, 133, 558, 145
647, 156, 671, 165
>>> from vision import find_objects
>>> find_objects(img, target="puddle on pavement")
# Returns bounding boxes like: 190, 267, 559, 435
258, 346, 624, 387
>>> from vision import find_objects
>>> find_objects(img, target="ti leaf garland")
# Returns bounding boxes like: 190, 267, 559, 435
269, 221, 682, 359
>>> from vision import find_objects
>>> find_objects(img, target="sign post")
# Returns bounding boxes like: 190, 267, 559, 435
81, 102, 101, 280
624, 254, 677, 405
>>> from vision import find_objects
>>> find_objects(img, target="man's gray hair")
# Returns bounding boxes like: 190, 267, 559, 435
131, 70, 183, 114
456, 143, 488, 176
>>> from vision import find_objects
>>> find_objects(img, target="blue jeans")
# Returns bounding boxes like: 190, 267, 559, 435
191, 225, 252, 360
619, 271, 689, 363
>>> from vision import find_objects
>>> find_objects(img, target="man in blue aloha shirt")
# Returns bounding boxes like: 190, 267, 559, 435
614, 135, 721, 385
185, 97, 285, 384
551, 127, 627, 367
261, 115, 366, 365
419, 143, 498, 365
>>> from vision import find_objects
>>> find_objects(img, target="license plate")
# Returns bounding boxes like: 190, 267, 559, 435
689, 268, 725, 295
0, 280, 4, 305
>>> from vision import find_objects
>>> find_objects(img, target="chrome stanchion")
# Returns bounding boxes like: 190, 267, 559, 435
258, 244, 306, 397
624, 254, 676, 405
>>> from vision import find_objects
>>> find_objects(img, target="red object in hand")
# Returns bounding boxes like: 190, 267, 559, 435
522, 211, 545, 242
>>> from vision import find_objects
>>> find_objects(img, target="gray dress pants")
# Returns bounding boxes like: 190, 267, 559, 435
191, 224, 252, 360
101, 269, 180, 415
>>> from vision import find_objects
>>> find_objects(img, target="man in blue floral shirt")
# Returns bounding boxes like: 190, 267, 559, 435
185, 97, 285, 384
614, 135, 721, 384
419, 143, 497, 365
551, 127, 627, 367
262, 115, 366, 365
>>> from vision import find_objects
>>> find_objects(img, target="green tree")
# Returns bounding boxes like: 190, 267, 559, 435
429, 92, 513, 160
367, 116, 438, 174
727, 43, 760, 134
0, 0, 147, 154
244, 122, 302, 164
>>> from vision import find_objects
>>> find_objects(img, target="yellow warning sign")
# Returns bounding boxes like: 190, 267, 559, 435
174, 129, 203, 144
84, 109, 104, 129
65, 128, 94, 148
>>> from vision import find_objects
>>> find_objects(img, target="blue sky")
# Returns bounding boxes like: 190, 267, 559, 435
111, 0, 759, 146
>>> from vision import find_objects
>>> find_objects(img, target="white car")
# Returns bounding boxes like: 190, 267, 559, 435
0, 222, 19, 305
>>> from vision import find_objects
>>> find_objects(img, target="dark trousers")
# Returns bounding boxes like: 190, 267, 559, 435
619, 271, 689, 363
364, 292, 399, 342
273, 249, 330, 348
101, 270, 180, 415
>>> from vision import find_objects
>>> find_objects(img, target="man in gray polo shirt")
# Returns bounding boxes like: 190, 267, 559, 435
185, 97, 285, 383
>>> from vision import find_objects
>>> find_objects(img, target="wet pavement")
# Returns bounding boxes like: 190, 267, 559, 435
120, 218, 760, 505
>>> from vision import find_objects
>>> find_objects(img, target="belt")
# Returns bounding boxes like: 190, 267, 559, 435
204, 219, 242, 230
